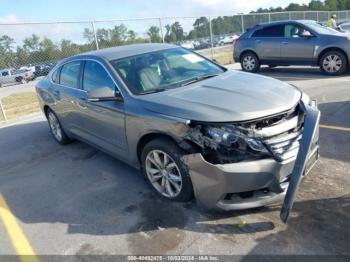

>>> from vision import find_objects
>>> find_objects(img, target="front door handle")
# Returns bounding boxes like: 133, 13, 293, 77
282, 42, 289, 45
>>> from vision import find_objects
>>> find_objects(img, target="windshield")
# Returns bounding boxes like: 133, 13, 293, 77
305, 22, 340, 35
110, 48, 225, 95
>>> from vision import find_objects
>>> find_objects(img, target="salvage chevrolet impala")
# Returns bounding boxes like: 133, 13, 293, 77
36, 44, 320, 222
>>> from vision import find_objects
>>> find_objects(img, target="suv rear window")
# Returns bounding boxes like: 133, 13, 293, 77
252, 25, 284, 37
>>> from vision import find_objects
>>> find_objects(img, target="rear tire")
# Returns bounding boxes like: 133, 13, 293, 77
141, 138, 194, 202
241, 52, 260, 73
320, 50, 347, 75
46, 109, 71, 145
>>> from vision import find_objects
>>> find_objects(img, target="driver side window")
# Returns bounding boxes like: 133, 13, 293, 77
284, 24, 312, 38
83, 61, 115, 92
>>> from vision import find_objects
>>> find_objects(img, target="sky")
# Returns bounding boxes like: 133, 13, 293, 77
0, 0, 311, 22
0, 0, 310, 45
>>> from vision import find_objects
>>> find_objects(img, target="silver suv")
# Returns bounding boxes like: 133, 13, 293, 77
234, 20, 350, 75
36, 44, 320, 222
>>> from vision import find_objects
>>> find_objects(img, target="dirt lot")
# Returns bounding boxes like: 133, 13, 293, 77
0, 66, 349, 259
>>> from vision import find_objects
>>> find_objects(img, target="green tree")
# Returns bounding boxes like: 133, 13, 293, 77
0, 35, 14, 52
164, 22, 185, 42
60, 39, 81, 57
147, 26, 162, 43
127, 30, 136, 41
192, 17, 210, 38
324, 0, 339, 10
110, 24, 128, 45
0, 35, 15, 68
23, 34, 40, 52
308, 0, 325, 10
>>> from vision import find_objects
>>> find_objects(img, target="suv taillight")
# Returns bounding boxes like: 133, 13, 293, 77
233, 38, 240, 47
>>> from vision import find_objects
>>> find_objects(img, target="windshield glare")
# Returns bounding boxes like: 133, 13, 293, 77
305, 22, 340, 35
111, 48, 225, 95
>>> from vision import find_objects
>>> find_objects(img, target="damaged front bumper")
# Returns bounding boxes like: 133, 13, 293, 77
182, 145, 318, 211
182, 100, 320, 219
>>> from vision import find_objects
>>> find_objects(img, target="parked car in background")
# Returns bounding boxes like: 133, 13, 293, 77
0, 68, 34, 87
339, 21, 350, 33
194, 39, 211, 50
180, 41, 195, 50
219, 34, 239, 45
20, 65, 36, 80
35, 63, 55, 77
234, 20, 350, 75
36, 44, 320, 222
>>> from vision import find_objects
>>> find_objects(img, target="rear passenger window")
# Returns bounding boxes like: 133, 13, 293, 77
60, 61, 81, 88
252, 25, 284, 37
51, 68, 59, 83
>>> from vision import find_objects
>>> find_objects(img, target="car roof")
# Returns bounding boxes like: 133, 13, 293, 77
257, 20, 315, 27
76, 43, 178, 61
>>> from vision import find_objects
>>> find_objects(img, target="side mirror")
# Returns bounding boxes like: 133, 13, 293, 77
87, 86, 122, 102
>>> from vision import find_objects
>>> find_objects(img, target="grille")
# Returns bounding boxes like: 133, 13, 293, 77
264, 129, 302, 161
257, 106, 304, 162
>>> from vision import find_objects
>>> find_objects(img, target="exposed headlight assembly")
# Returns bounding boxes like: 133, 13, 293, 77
205, 126, 269, 154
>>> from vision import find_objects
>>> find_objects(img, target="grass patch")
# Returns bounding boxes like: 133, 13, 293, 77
199, 46, 235, 65
0, 107, 5, 122
212, 49, 234, 65
1, 92, 40, 120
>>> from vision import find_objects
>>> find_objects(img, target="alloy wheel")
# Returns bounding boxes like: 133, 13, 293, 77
145, 150, 182, 198
48, 111, 63, 142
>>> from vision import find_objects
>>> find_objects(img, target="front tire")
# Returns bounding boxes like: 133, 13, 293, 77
141, 139, 194, 202
320, 51, 347, 75
46, 109, 71, 145
241, 52, 260, 73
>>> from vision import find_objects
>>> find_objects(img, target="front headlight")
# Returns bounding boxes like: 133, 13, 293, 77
205, 126, 269, 154
206, 126, 239, 146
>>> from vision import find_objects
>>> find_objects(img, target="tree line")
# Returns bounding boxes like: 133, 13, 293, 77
1, 0, 349, 69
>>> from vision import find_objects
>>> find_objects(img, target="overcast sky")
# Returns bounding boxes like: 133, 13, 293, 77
0, 0, 311, 23
0, 0, 311, 45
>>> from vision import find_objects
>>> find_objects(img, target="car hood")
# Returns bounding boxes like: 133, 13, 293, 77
137, 70, 301, 122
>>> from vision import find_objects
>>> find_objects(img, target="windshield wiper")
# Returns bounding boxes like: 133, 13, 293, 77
181, 74, 220, 87
138, 88, 167, 95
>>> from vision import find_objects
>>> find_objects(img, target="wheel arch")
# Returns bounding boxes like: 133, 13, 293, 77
239, 49, 260, 62
136, 132, 200, 164
136, 133, 178, 163
318, 47, 349, 67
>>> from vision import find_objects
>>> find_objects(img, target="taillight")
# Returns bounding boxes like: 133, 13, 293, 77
234, 38, 240, 47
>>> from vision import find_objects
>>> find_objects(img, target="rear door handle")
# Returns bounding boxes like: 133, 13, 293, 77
282, 42, 289, 45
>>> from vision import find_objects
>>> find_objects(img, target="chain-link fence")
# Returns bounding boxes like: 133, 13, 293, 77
0, 10, 349, 123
